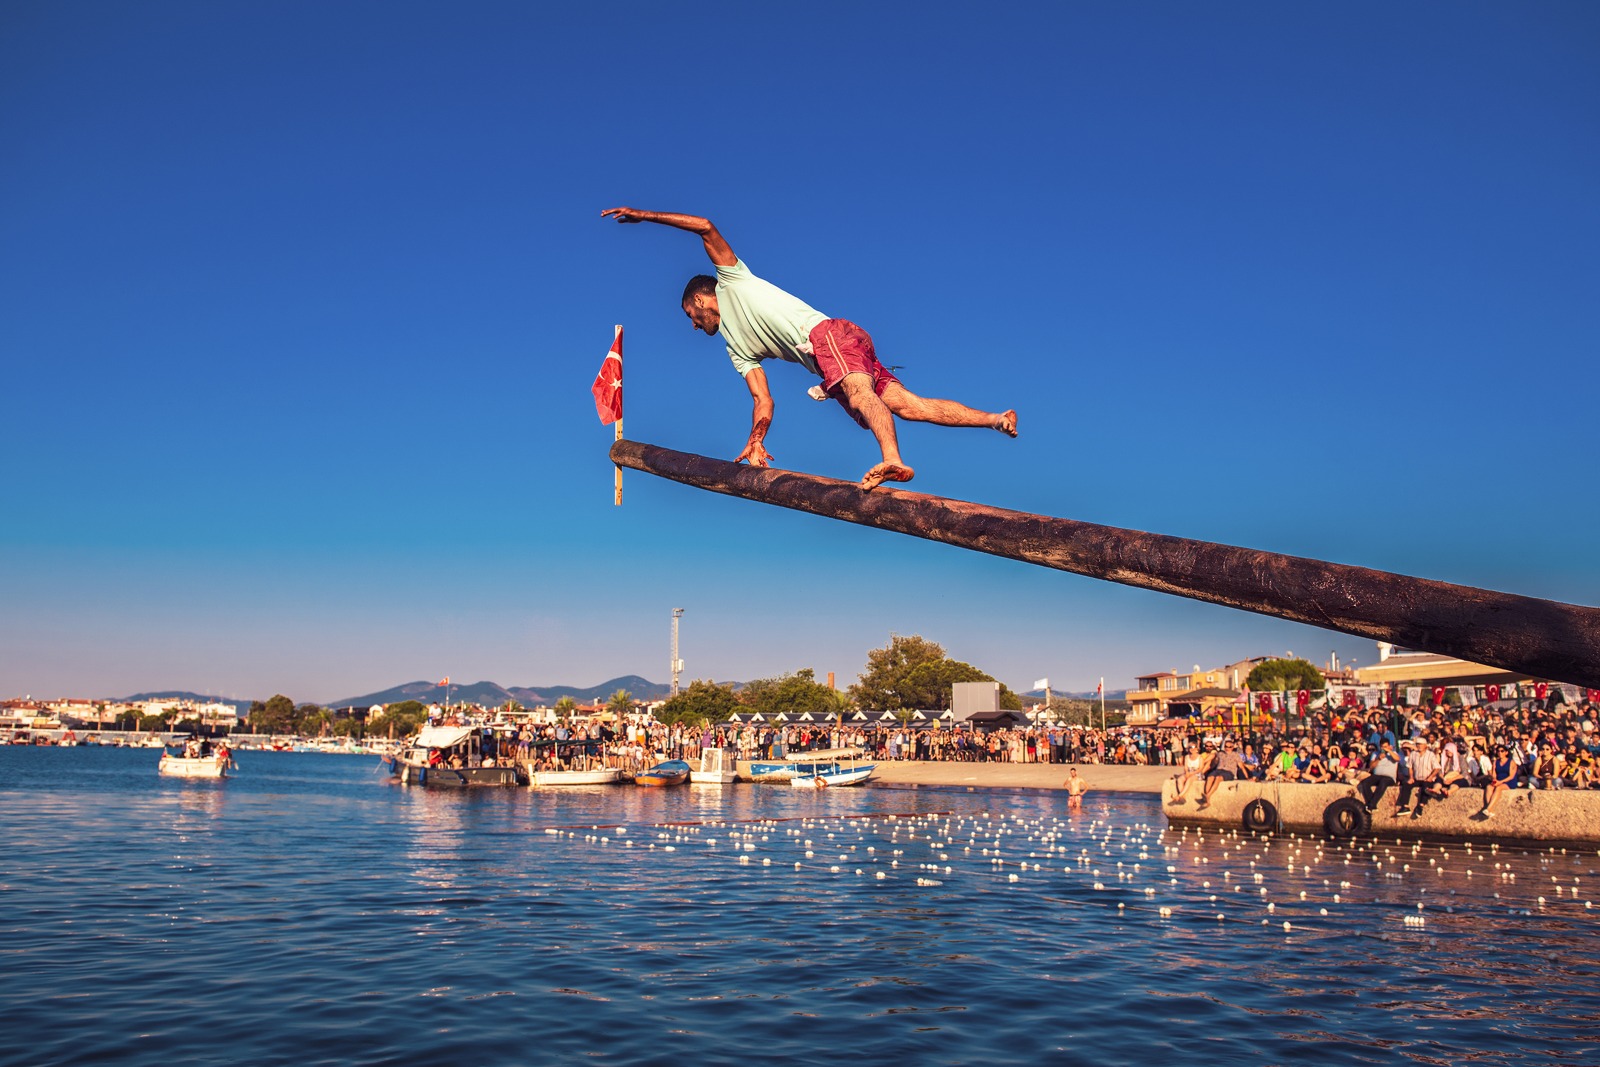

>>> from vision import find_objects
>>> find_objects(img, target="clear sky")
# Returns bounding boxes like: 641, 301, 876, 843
3, 1, 1596, 705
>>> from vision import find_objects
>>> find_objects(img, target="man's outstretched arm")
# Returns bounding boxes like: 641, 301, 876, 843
601, 207, 736, 267
736, 367, 775, 468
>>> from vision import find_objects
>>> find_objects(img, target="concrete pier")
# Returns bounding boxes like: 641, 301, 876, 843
1161, 777, 1600, 845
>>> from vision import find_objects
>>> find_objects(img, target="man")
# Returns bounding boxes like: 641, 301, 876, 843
1358, 738, 1401, 813
1398, 736, 1442, 818
1199, 736, 1245, 809
1064, 766, 1088, 809
601, 206, 1018, 489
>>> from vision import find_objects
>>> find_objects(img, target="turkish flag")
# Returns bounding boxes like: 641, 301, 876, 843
1431, 686, 1445, 705
1487, 683, 1501, 702
1535, 682, 1549, 701
592, 328, 623, 425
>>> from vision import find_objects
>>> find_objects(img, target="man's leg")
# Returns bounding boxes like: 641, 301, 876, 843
880, 381, 1017, 437
837, 373, 915, 490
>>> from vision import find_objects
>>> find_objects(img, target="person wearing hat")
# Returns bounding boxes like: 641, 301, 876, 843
1398, 736, 1443, 818
1199, 736, 1246, 808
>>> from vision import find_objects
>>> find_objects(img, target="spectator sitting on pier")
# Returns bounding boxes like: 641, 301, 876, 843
1531, 743, 1564, 789
1358, 740, 1401, 814
1170, 743, 1210, 804
1399, 736, 1445, 819
1479, 744, 1519, 818
1198, 736, 1245, 808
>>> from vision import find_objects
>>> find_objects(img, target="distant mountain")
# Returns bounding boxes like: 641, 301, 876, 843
1021, 688, 1114, 701
328, 675, 674, 709
122, 691, 252, 714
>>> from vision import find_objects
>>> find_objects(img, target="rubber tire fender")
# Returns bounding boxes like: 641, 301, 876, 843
1241, 798, 1277, 834
1322, 796, 1371, 840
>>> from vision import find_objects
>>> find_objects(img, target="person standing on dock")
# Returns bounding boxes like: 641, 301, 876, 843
601, 206, 1018, 490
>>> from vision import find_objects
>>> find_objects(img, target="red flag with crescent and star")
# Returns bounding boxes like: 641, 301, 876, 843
592, 328, 623, 425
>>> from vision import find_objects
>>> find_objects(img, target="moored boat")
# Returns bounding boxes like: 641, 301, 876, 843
789, 763, 875, 788
523, 738, 627, 787
634, 759, 691, 787
689, 747, 738, 786
393, 725, 525, 787
158, 739, 234, 778
748, 748, 864, 783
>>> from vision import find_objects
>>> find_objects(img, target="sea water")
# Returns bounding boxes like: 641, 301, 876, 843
1, 746, 1597, 1065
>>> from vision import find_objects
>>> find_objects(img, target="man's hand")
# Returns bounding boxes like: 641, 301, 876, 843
600, 206, 735, 266
736, 439, 774, 468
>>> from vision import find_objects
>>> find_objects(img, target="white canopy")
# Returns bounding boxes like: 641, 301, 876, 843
415, 725, 474, 749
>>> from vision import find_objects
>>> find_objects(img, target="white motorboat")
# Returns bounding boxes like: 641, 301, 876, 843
158, 747, 233, 778
527, 767, 627, 786
690, 747, 738, 786
789, 763, 875, 789
522, 737, 625, 787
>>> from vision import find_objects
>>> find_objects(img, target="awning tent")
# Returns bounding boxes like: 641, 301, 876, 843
415, 725, 475, 749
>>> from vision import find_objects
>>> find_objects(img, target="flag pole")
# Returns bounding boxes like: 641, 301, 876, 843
613, 324, 623, 507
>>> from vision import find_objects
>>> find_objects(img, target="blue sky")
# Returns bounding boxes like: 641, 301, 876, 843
3, 1, 1596, 704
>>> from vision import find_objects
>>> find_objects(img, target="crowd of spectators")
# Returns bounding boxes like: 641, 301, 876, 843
468, 698, 1600, 817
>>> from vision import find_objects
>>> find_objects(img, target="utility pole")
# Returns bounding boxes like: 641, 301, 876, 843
671, 608, 685, 696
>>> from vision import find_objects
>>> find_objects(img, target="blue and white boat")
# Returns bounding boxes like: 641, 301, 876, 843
789, 762, 875, 789
748, 747, 863, 783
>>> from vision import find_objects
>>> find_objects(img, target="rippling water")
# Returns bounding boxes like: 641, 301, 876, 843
2, 747, 1598, 1066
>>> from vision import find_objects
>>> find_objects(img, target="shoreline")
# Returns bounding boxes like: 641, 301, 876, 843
740, 759, 1172, 795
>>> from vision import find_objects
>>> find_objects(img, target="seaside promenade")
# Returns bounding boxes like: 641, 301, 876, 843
741, 759, 1172, 794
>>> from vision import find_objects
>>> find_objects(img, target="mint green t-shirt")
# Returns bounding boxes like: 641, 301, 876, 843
715, 259, 827, 379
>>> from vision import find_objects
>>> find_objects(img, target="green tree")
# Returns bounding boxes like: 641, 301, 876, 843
606, 689, 633, 717
740, 668, 849, 721
850, 634, 947, 711
1245, 657, 1326, 694
248, 694, 298, 734
656, 679, 739, 728
298, 704, 330, 735
331, 716, 362, 738
850, 634, 1021, 711
381, 701, 427, 736
554, 695, 578, 720
1045, 697, 1096, 726
137, 713, 167, 731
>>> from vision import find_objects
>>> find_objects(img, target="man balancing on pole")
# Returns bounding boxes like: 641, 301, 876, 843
601, 206, 1017, 490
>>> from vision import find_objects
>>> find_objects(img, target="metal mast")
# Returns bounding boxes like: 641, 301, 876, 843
671, 608, 685, 695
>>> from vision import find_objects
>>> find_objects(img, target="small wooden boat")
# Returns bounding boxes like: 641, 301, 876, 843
634, 759, 691, 787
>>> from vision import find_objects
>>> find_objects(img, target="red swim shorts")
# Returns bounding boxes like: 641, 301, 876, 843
808, 319, 901, 398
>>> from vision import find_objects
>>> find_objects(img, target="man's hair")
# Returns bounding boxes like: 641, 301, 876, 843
681, 274, 717, 305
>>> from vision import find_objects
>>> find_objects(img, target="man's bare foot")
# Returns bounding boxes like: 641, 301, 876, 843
860, 461, 914, 491
995, 410, 1017, 437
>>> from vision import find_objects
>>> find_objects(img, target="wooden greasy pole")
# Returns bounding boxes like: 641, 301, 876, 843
611, 440, 1600, 689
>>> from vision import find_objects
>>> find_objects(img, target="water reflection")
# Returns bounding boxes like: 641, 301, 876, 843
3, 747, 1599, 1066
